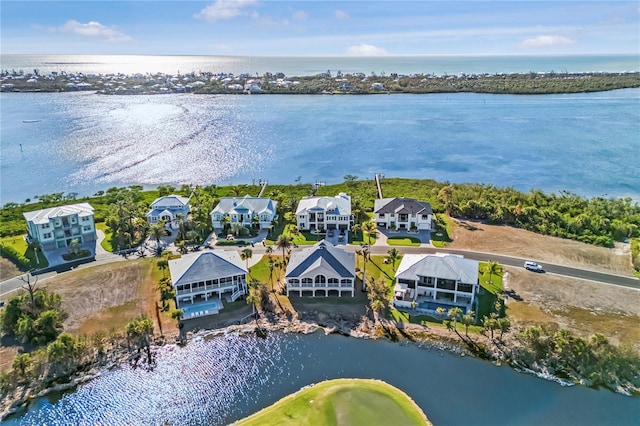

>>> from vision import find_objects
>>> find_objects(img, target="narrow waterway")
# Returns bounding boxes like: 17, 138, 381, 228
5, 332, 639, 425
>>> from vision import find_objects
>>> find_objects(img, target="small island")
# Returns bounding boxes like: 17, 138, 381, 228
1, 68, 639, 95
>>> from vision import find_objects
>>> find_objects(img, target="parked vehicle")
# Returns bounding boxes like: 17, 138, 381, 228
524, 261, 544, 272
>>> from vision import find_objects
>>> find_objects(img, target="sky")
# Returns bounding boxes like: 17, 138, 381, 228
1, 1, 639, 56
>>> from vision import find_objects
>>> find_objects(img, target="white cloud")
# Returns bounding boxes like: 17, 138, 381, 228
335, 10, 349, 20
292, 10, 307, 21
346, 43, 388, 56
37, 20, 131, 42
194, 0, 258, 23
519, 35, 575, 48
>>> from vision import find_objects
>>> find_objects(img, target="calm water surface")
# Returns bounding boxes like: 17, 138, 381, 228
5, 332, 639, 426
1, 89, 638, 203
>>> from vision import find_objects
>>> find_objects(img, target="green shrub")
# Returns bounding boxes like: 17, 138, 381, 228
0, 242, 30, 267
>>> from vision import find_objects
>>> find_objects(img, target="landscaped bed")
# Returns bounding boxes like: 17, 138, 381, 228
235, 378, 431, 426
386, 236, 422, 246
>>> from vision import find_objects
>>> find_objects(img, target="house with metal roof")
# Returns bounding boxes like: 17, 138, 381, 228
23, 202, 97, 251
295, 193, 352, 231
393, 254, 479, 315
285, 240, 355, 297
146, 194, 191, 229
210, 195, 278, 230
169, 251, 247, 319
374, 198, 433, 231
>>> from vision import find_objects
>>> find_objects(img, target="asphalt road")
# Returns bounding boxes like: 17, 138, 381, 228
1, 244, 638, 300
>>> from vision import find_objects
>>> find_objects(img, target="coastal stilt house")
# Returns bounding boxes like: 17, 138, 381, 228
393, 254, 479, 315
23, 203, 97, 251
295, 193, 352, 231
169, 251, 248, 319
210, 195, 278, 230
146, 194, 191, 230
285, 240, 355, 297
374, 198, 433, 231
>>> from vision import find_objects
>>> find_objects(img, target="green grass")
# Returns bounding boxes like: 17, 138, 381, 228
478, 262, 503, 295
388, 308, 483, 333
248, 255, 286, 285
431, 214, 454, 248
236, 379, 430, 426
349, 230, 376, 246
387, 236, 421, 246
0, 234, 49, 268
95, 222, 113, 252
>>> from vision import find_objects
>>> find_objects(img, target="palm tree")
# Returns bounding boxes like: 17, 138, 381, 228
484, 260, 501, 284
351, 223, 361, 241
275, 235, 292, 263
447, 307, 463, 338
176, 240, 188, 255
361, 221, 376, 245
386, 247, 401, 271
497, 317, 511, 340
437, 185, 454, 216
156, 259, 168, 278
265, 245, 273, 259
240, 248, 253, 271
150, 222, 165, 255
355, 245, 370, 291
461, 310, 475, 337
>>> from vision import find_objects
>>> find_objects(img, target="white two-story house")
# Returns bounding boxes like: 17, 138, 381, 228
23, 203, 97, 251
210, 196, 278, 230
374, 198, 433, 231
146, 194, 191, 229
393, 254, 479, 315
296, 193, 352, 231
169, 251, 248, 319
286, 240, 355, 297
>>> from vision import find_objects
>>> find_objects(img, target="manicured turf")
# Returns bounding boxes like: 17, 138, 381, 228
236, 378, 430, 426
387, 236, 421, 246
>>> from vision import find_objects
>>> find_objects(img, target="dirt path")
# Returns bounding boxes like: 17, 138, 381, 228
448, 220, 634, 276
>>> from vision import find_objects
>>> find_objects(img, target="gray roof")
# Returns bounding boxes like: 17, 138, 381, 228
396, 254, 478, 284
374, 198, 433, 215
150, 194, 190, 208
211, 196, 277, 216
296, 193, 351, 215
286, 240, 355, 278
169, 251, 247, 287
23, 203, 94, 224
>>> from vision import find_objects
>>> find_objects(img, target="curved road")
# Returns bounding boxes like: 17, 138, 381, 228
1, 243, 638, 299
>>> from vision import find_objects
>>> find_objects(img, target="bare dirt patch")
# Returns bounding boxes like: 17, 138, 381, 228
504, 267, 640, 347
449, 220, 634, 276
0, 257, 23, 281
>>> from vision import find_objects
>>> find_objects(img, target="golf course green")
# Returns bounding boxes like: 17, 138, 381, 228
235, 378, 431, 426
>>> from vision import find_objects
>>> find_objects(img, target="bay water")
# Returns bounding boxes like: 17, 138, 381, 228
1, 88, 639, 204
5, 332, 639, 425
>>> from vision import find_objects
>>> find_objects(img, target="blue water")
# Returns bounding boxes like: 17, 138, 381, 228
2, 54, 639, 77
5, 332, 639, 425
1, 89, 639, 204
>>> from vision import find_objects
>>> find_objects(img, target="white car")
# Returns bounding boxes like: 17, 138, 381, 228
524, 261, 544, 272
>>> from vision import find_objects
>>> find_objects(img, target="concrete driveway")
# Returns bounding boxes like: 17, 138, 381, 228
377, 228, 432, 245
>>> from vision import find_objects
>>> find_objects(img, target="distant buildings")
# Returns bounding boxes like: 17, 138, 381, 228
210, 196, 278, 230
393, 254, 479, 315
374, 198, 433, 231
146, 195, 191, 229
296, 193, 352, 231
169, 251, 248, 319
23, 203, 97, 251
285, 240, 355, 297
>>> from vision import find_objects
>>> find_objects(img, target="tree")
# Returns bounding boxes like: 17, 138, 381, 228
240, 248, 253, 271
497, 317, 511, 340
361, 221, 376, 245
18, 272, 39, 311
461, 310, 475, 337
150, 222, 165, 255
12, 353, 32, 380
437, 185, 454, 216
344, 174, 358, 185
156, 259, 169, 278
275, 235, 292, 263
351, 223, 361, 241
355, 245, 370, 291
176, 240, 188, 255
484, 260, 501, 284
447, 307, 463, 338
367, 278, 388, 324
387, 248, 401, 271
125, 315, 154, 364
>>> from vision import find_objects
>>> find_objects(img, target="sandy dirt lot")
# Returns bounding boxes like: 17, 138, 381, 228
503, 267, 640, 347
0, 258, 22, 281
448, 220, 634, 276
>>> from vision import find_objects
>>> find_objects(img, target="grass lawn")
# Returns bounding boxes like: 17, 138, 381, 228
95, 222, 113, 252
431, 214, 454, 248
476, 261, 504, 319
387, 236, 421, 246
388, 308, 483, 334
236, 378, 430, 426
248, 255, 286, 285
0, 234, 49, 268
349, 230, 377, 246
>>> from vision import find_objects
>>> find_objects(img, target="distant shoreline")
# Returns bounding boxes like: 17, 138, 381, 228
2, 69, 639, 96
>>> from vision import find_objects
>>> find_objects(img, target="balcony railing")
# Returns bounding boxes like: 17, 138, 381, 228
176, 281, 245, 296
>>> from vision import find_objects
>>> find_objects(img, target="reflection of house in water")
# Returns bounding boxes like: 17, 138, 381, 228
393, 254, 479, 315
146, 194, 191, 230
169, 251, 247, 319
286, 240, 355, 297
23, 202, 97, 251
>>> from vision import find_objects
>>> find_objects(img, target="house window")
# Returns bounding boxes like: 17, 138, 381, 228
83, 226, 92, 232
82, 216, 90, 222
43, 232, 52, 239
42, 223, 50, 229
421, 215, 429, 220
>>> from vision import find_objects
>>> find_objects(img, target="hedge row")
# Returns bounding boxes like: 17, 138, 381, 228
0, 243, 30, 268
